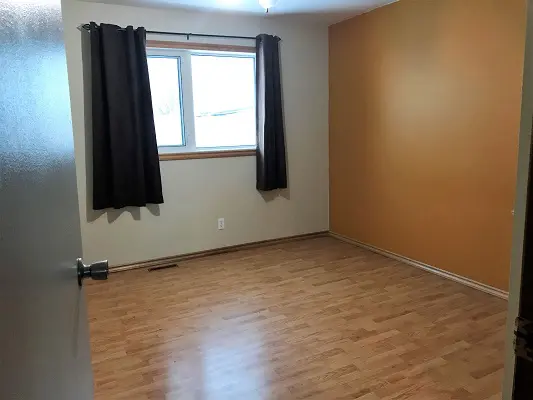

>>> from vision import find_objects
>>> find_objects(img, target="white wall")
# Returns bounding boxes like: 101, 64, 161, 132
62, 0, 329, 266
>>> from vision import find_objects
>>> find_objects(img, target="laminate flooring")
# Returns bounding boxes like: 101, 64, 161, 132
87, 237, 507, 399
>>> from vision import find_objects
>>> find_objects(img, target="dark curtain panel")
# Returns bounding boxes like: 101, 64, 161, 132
256, 34, 287, 191
89, 22, 163, 210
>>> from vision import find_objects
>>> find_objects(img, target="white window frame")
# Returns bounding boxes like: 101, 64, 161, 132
147, 47, 257, 156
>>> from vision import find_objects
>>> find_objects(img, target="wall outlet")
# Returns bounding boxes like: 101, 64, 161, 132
218, 218, 225, 230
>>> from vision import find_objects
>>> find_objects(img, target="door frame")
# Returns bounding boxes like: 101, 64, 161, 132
503, 1, 533, 398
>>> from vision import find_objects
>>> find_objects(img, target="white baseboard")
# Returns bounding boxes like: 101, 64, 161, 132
329, 232, 509, 300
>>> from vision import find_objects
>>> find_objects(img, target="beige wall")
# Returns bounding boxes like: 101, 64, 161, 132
62, 1, 329, 266
329, 0, 526, 290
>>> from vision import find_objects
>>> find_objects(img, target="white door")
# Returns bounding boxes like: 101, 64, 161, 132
0, 0, 104, 398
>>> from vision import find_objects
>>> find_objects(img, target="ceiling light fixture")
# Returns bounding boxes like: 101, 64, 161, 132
258, 0, 279, 13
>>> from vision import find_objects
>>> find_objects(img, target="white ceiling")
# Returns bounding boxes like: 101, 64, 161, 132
81, 0, 398, 24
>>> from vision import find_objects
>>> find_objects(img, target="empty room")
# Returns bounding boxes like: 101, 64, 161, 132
3, 0, 533, 399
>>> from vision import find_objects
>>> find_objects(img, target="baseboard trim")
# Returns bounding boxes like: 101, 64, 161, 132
329, 232, 509, 300
110, 231, 329, 273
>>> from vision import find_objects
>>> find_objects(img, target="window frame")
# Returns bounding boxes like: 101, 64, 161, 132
146, 41, 258, 161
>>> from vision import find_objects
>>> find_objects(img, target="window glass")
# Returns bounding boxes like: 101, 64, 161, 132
147, 56, 184, 147
191, 54, 256, 148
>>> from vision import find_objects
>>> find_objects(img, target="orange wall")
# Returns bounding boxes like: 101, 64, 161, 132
329, 0, 526, 290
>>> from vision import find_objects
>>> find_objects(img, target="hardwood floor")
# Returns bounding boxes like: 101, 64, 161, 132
86, 237, 507, 399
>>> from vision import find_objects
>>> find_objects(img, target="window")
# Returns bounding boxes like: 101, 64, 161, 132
147, 57, 185, 147
147, 44, 256, 158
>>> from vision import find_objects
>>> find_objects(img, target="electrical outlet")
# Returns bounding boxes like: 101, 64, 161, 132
218, 218, 225, 230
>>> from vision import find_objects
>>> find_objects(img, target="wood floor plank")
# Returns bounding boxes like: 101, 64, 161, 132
87, 237, 506, 399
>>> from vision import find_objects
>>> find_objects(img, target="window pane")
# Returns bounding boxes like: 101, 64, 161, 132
191, 54, 256, 148
147, 57, 184, 147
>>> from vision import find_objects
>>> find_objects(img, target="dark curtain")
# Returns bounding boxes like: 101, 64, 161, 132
89, 22, 163, 210
256, 34, 287, 191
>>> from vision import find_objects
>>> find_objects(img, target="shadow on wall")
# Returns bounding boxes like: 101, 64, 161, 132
81, 29, 96, 223
260, 188, 291, 202
87, 204, 161, 223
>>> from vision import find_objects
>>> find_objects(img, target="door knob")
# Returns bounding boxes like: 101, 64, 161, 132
77, 258, 109, 286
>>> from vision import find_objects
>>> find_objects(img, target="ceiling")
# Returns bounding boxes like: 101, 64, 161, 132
81, 0, 398, 24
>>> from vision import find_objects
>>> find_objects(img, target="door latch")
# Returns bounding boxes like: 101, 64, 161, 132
515, 317, 533, 362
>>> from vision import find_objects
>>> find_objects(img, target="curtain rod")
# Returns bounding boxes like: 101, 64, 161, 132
77, 24, 257, 41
